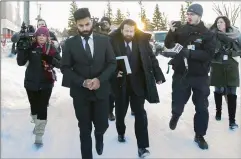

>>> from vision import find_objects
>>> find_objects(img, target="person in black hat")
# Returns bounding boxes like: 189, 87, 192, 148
162, 3, 216, 150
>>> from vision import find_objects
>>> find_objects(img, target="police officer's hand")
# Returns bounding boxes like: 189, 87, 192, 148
169, 21, 177, 32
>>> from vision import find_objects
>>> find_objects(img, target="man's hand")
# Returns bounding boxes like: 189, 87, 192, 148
89, 78, 100, 90
157, 81, 162, 84
169, 21, 177, 32
117, 71, 123, 78
83, 79, 93, 89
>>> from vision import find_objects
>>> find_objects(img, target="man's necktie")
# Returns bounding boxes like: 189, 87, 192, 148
126, 42, 132, 58
84, 36, 92, 58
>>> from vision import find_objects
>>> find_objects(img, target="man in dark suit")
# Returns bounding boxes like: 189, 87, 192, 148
61, 8, 116, 159
109, 19, 166, 158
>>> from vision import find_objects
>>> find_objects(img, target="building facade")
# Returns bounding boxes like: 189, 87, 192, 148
1, 1, 22, 39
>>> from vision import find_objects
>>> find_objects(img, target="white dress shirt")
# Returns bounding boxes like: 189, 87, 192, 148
81, 33, 94, 57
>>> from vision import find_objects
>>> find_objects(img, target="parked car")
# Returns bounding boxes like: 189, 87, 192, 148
150, 31, 168, 56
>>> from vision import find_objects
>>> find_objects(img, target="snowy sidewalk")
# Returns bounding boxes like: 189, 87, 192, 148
1, 56, 240, 158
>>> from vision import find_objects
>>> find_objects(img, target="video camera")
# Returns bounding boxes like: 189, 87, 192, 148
92, 17, 107, 33
11, 22, 35, 51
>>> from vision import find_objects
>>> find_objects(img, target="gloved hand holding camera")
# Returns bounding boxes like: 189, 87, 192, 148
42, 54, 53, 65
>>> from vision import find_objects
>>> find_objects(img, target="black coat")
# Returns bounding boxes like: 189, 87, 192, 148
61, 33, 116, 99
164, 21, 216, 76
16, 43, 61, 91
109, 29, 166, 103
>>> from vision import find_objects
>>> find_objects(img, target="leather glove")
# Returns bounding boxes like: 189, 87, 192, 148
42, 54, 53, 64
161, 51, 177, 58
181, 48, 191, 58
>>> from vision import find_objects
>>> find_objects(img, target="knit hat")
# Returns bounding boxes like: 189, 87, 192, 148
187, 4, 203, 17
35, 26, 50, 37
101, 17, 111, 25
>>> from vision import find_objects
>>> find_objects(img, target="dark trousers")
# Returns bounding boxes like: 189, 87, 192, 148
171, 74, 210, 136
26, 88, 52, 120
73, 95, 109, 159
115, 84, 149, 148
109, 93, 115, 114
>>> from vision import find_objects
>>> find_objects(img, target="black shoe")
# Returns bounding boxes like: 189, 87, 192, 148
229, 122, 238, 130
169, 115, 180, 130
95, 134, 103, 155
131, 111, 135, 116
215, 111, 221, 121
138, 148, 150, 158
118, 135, 126, 142
194, 135, 208, 150
108, 113, 115, 121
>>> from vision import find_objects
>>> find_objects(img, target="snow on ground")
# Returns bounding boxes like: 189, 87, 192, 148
1, 54, 240, 158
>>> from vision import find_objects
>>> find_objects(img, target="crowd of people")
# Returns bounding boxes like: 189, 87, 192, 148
14, 3, 241, 159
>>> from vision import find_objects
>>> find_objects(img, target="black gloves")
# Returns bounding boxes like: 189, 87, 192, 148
161, 48, 191, 58
161, 51, 177, 58
42, 54, 53, 64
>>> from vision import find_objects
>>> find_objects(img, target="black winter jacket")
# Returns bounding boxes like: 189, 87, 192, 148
17, 43, 61, 91
165, 21, 216, 76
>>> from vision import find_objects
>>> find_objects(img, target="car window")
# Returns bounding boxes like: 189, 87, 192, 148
154, 32, 167, 42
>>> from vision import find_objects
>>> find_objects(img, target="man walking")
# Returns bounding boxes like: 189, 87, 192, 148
109, 19, 165, 158
162, 4, 216, 150
61, 8, 116, 159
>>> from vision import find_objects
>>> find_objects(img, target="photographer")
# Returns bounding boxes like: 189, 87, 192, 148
163, 4, 216, 150
16, 26, 61, 146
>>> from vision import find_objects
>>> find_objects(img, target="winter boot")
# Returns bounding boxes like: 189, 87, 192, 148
138, 148, 150, 158
214, 92, 222, 121
227, 94, 238, 130
108, 113, 115, 121
194, 135, 208, 150
30, 114, 37, 123
34, 119, 47, 145
169, 115, 180, 130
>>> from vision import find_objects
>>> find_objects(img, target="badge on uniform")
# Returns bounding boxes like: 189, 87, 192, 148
187, 45, 195, 50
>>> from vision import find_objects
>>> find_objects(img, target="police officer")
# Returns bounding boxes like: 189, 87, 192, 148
162, 4, 216, 150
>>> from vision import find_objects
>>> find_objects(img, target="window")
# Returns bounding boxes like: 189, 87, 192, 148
154, 32, 167, 42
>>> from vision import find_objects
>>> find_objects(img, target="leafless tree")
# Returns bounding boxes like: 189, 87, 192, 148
212, 1, 241, 26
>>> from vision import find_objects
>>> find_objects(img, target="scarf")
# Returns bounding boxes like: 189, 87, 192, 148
33, 42, 57, 83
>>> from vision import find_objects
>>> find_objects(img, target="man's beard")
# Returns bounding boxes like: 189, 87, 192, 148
78, 28, 93, 38
123, 35, 134, 43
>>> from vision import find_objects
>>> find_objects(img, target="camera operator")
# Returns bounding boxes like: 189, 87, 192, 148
162, 4, 216, 150
16, 26, 61, 146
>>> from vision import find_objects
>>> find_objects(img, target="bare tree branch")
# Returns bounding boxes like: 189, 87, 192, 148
212, 1, 241, 26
